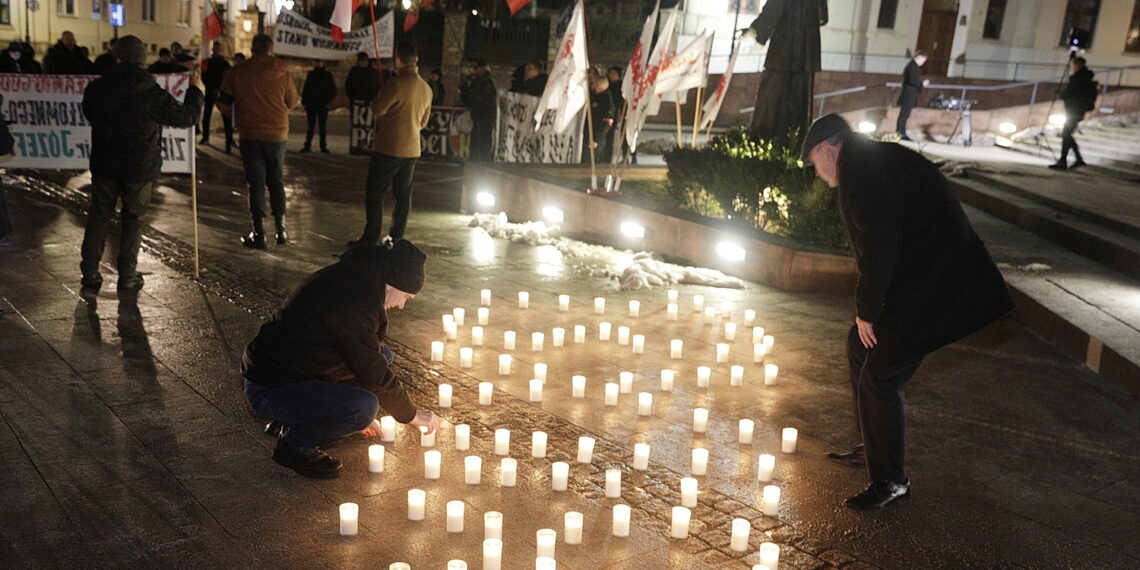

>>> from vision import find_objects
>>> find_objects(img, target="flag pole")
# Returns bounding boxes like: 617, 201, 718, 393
580, 0, 598, 189
674, 97, 683, 147
191, 121, 200, 279
691, 85, 703, 148
369, 0, 385, 89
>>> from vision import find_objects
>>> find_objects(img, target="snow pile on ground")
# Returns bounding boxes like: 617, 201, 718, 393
469, 212, 745, 291
997, 262, 1053, 272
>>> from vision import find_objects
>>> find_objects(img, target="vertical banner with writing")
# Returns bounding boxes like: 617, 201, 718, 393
497, 90, 581, 163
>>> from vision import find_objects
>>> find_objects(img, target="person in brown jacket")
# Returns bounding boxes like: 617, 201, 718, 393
217, 34, 300, 249
347, 42, 433, 248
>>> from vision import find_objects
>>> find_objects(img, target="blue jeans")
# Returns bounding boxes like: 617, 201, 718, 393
239, 139, 287, 219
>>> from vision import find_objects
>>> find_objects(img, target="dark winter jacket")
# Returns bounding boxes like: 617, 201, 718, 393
92, 52, 117, 74
44, 42, 92, 75
148, 60, 186, 74
460, 73, 497, 119
345, 65, 382, 102
82, 62, 203, 184
1059, 67, 1098, 116
242, 245, 419, 423
202, 55, 232, 92
510, 74, 547, 97
302, 67, 337, 109
898, 60, 923, 107
836, 134, 1015, 375
589, 89, 615, 143
0, 52, 37, 74
428, 77, 446, 106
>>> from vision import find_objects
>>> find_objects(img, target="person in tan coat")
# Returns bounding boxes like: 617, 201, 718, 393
217, 34, 299, 249
348, 42, 432, 247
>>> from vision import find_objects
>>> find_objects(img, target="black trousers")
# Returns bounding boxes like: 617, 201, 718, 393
846, 325, 924, 486
202, 89, 233, 144
361, 152, 417, 242
470, 117, 495, 161
1059, 114, 1083, 163
80, 177, 153, 282
896, 104, 914, 137
304, 106, 329, 149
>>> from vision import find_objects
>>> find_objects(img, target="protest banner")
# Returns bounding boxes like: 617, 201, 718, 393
274, 9, 394, 61
350, 101, 471, 160
498, 90, 581, 163
0, 72, 194, 173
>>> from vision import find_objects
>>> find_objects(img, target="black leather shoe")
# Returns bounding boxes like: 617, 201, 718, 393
271, 439, 342, 479
241, 232, 267, 250
1047, 161, 1067, 170
275, 230, 288, 245
825, 444, 865, 468
1070, 159, 1087, 169
264, 421, 285, 437
299, 146, 311, 153
845, 480, 910, 510
320, 147, 330, 154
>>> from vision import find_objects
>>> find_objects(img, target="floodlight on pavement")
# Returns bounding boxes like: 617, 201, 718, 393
620, 221, 646, 239
998, 122, 1018, 134
857, 121, 877, 133
716, 241, 747, 262
476, 192, 496, 208
542, 206, 564, 224
1048, 114, 1066, 126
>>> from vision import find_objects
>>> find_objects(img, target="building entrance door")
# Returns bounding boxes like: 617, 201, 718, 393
917, 8, 957, 75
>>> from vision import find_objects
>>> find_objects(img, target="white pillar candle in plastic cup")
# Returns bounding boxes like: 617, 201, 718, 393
571, 375, 586, 398
731, 518, 751, 552
535, 557, 556, 570
724, 322, 737, 341
407, 489, 426, 521
390, 564, 411, 570
754, 343, 768, 363
617, 326, 631, 345
691, 448, 709, 476
564, 511, 584, 544
479, 382, 494, 405
424, 450, 441, 479
531, 431, 548, 458
781, 427, 798, 453
716, 343, 730, 363
692, 294, 704, 312
532, 332, 544, 352
339, 502, 359, 536
494, 428, 510, 456
704, 307, 717, 320
660, 370, 674, 391
444, 320, 458, 340
552, 327, 565, 347
765, 363, 779, 385
439, 383, 453, 407
453, 307, 465, 326
536, 528, 557, 558
483, 538, 503, 570
730, 365, 744, 386
518, 291, 529, 309
667, 303, 678, 321
503, 331, 516, 351
465, 456, 483, 484
447, 561, 467, 570
576, 436, 595, 463
619, 371, 633, 394
667, 289, 679, 302
420, 426, 436, 447
478, 307, 490, 326
628, 300, 640, 317
498, 354, 512, 376
594, 297, 605, 314
455, 424, 471, 450
598, 322, 612, 341
529, 379, 544, 402
368, 444, 385, 473
670, 506, 691, 539
637, 392, 653, 416
604, 382, 619, 406
442, 313, 455, 330
697, 366, 711, 388
558, 294, 570, 311
484, 511, 503, 539
458, 348, 473, 369
573, 325, 585, 343
762, 485, 781, 515
480, 288, 491, 306
680, 477, 698, 507
692, 408, 709, 433
633, 443, 650, 470
431, 341, 444, 361
612, 504, 631, 537
744, 309, 756, 326
472, 326, 484, 346
631, 334, 645, 354
738, 419, 755, 444
757, 454, 776, 482
446, 500, 465, 533
500, 458, 517, 487
763, 334, 775, 349
380, 415, 396, 442
670, 339, 683, 359
752, 326, 765, 342
605, 468, 622, 498
533, 362, 547, 381
551, 462, 569, 491
719, 303, 731, 319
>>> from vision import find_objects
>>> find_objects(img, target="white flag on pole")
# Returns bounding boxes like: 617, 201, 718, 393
625, 8, 678, 152
534, 0, 589, 134
622, 0, 659, 106
656, 31, 714, 95
698, 42, 741, 131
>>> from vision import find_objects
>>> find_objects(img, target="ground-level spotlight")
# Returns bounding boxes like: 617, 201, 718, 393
542, 206, 564, 224
476, 192, 496, 208
998, 122, 1018, 134
716, 241, 747, 262
620, 221, 646, 239
857, 121, 877, 133
1048, 114, 1066, 126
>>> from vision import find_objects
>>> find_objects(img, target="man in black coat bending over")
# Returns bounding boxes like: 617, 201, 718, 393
802, 114, 1015, 510
242, 240, 440, 479
896, 51, 928, 141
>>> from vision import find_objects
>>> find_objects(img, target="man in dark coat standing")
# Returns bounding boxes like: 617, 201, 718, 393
242, 240, 441, 479
44, 31, 92, 74
301, 59, 337, 153
747, 0, 828, 143
1049, 57, 1097, 170
896, 51, 929, 141
80, 36, 204, 292
459, 61, 497, 161
201, 40, 234, 152
345, 52, 382, 103
92, 38, 118, 74
801, 114, 1015, 510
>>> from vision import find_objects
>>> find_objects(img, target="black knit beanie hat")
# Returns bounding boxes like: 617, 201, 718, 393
386, 239, 427, 294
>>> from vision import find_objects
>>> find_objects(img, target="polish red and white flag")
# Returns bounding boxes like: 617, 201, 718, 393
507, 0, 535, 15
534, 0, 589, 134
330, 0, 362, 44
699, 42, 741, 131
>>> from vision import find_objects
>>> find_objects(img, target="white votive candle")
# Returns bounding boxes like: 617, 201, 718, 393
478, 307, 489, 325
619, 371, 633, 393
558, 294, 570, 311
459, 348, 473, 369
594, 297, 605, 314
628, 300, 640, 317
420, 426, 436, 447
765, 363, 779, 385
498, 354, 512, 376
704, 306, 717, 320
472, 326, 484, 346
424, 450, 441, 479
536, 528, 557, 558
576, 436, 595, 463
573, 324, 585, 343
598, 322, 612, 341
693, 294, 704, 312
484, 511, 503, 539
738, 419, 755, 444
763, 334, 775, 349
697, 366, 711, 388
535, 556, 556, 570
453, 307, 466, 326
368, 444, 385, 473
449, 559, 468, 569
495, 429, 510, 456
781, 427, 798, 453
552, 327, 565, 347
444, 320, 458, 340
612, 504, 631, 537
660, 369, 674, 391
480, 288, 492, 306
380, 415, 396, 442
670, 339, 683, 359
534, 362, 548, 381
693, 408, 709, 433
483, 538, 503, 570
431, 341, 444, 361
671, 506, 691, 539
504, 331, 516, 351
339, 502, 359, 536
391, 563, 411, 570
762, 485, 781, 516
617, 326, 630, 345
691, 447, 709, 476
605, 468, 622, 498
564, 511, 584, 544
680, 477, 698, 507
731, 518, 751, 552
752, 326, 765, 342
754, 343, 768, 363
532, 431, 548, 458
446, 500, 465, 533
631, 334, 645, 354
757, 454, 776, 482
500, 458, 517, 487
730, 365, 744, 386
637, 392, 653, 416
532, 332, 544, 352
551, 462, 569, 491
667, 303, 678, 321
529, 379, 544, 402
407, 489, 426, 521
604, 382, 619, 406
724, 322, 737, 341
716, 343, 730, 363
455, 424, 471, 450
571, 375, 586, 398
479, 382, 494, 405
744, 309, 756, 326
633, 443, 650, 470
760, 542, 780, 568
439, 383, 453, 407
442, 313, 455, 329
667, 289, 679, 302
518, 291, 529, 309
465, 456, 483, 484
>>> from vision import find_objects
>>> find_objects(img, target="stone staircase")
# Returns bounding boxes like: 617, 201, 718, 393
1002, 113, 1140, 181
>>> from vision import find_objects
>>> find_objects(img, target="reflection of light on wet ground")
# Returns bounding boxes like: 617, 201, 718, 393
533, 244, 566, 278
469, 229, 498, 263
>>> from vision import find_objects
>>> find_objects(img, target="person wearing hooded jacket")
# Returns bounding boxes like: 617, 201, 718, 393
242, 240, 441, 479
1049, 57, 1098, 171
79, 35, 203, 292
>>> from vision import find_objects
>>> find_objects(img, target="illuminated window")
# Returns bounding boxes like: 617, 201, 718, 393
178, 0, 191, 25
0, 1, 10, 25
57, 0, 76, 16
142, 0, 157, 23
